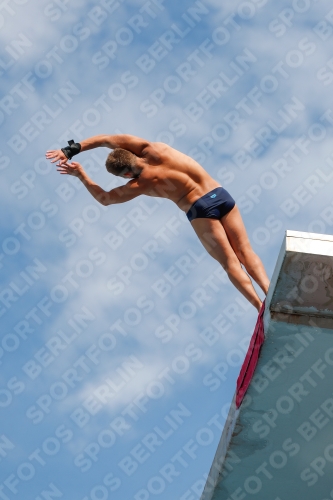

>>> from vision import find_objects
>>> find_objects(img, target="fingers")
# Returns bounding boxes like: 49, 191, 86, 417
56, 162, 78, 176
46, 151, 59, 159
57, 162, 70, 170
46, 154, 61, 164
46, 154, 57, 163
47, 150, 77, 175
57, 162, 72, 169
57, 167, 71, 176
57, 159, 68, 166
45, 150, 67, 164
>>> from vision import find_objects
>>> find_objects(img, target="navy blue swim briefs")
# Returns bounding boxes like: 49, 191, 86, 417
186, 187, 235, 222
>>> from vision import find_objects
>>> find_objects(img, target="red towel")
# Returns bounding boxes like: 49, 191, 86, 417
236, 300, 266, 408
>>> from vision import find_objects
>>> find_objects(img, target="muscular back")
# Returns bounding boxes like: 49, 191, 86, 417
138, 142, 220, 212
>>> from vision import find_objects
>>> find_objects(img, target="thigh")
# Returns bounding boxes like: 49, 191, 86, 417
220, 205, 252, 257
190, 217, 239, 268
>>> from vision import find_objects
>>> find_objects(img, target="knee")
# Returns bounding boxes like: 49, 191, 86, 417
224, 258, 241, 275
238, 247, 257, 267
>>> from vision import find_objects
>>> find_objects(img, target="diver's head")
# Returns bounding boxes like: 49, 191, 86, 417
105, 148, 141, 179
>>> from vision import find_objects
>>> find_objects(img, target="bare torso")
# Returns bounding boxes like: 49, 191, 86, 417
135, 142, 221, 212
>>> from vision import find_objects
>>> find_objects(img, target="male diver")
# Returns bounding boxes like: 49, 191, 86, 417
46, 135, 270, 311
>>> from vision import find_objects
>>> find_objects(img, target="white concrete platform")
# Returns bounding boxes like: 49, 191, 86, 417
201, 230, 333, 500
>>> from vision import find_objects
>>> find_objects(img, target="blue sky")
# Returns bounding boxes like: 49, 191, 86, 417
1, 0, 333, 498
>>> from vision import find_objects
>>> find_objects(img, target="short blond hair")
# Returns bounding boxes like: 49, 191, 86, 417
105, 148, 137, 176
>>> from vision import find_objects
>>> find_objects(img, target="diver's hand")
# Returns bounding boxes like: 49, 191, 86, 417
56, 161, 85, 178
46, 149, 68, 164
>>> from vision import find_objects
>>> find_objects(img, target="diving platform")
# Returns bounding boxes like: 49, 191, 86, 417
201, 230, 333, 500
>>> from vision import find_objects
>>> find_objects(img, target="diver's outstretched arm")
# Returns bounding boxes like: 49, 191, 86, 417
80, 134, 149, 155
57, 161, 145, 206
46, 134, 149, 164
